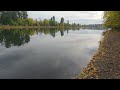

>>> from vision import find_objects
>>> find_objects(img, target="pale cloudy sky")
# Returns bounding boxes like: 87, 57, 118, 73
28, 11, 104, 24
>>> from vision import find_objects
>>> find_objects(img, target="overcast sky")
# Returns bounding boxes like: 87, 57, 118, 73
28, 11, 104, 24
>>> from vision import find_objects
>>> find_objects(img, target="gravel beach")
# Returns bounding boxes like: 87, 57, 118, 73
78, 30, 120, 79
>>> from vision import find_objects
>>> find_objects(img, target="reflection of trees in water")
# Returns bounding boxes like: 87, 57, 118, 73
38, 28, 66, 37
67, 30, 69, 34
60, 30, 64, 36
0, 28, 59, 48
0, 27, 86, 48
49, 28, 56, 37
0, 29, 35, 48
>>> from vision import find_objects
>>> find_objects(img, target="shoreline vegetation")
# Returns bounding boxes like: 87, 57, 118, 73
0, 25, 104, 30
0, 25, 73, 29
0, 25, 85, 30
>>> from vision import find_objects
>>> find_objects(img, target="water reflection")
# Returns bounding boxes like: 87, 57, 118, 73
0, 28, 104, 79
0, 28, 70, 48
0, 29, 31, 48
0, 27, 104, 49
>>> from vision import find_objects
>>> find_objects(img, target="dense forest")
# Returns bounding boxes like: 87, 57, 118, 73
0, 11, 103, 29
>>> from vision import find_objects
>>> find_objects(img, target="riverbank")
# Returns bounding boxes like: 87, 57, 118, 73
77, 30, 120, 79
0, 25, 81, 29
0, 25, 60, 29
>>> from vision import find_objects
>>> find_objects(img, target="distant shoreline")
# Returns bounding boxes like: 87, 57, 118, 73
0, 25, 81, 29
0, 25, 103, 30
0, 26, 62, 29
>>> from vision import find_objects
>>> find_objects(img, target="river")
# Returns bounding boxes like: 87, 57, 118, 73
0, 28, 104, 79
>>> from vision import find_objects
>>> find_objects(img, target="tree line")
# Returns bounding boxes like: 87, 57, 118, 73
0, 11, 77, 27
0, 11, 104, 28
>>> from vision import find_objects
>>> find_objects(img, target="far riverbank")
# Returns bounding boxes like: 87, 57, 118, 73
0, 25, 81, 29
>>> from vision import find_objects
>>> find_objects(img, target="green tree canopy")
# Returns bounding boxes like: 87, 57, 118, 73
103, 11, 120, 29
0, 11, 28, 25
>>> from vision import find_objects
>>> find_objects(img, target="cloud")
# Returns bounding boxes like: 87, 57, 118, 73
69, 19, 103, 24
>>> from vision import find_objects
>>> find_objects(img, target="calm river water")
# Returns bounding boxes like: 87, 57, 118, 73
0, 28, 104, 79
